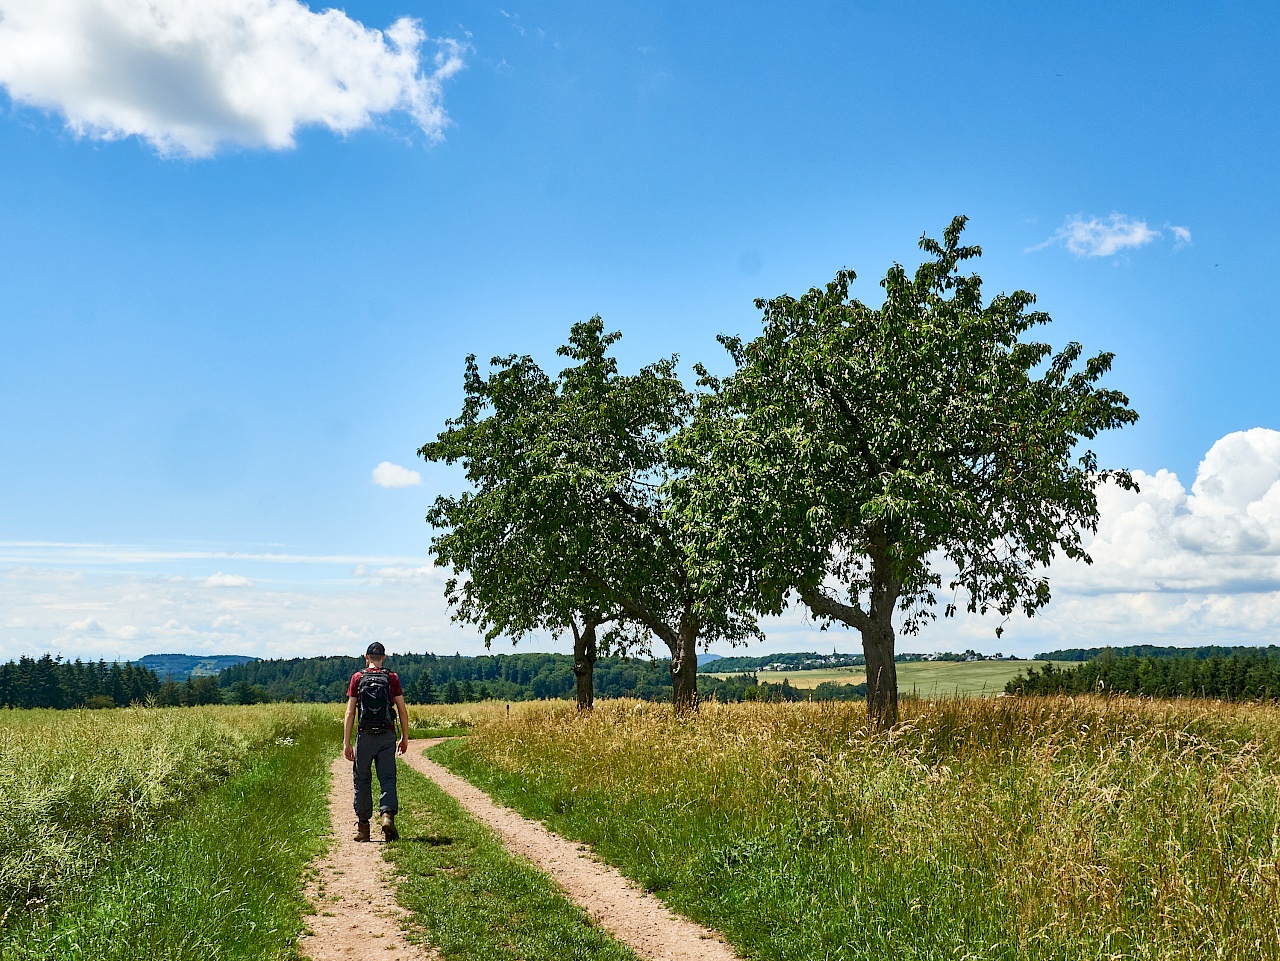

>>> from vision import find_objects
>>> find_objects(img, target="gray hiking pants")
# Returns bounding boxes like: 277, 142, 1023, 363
352, 728, 398, 821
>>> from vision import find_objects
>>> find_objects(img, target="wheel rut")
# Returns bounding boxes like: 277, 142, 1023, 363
402, 738, 742, 961
298, 754, 435, 961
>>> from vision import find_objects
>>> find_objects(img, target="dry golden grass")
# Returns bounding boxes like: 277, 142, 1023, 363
439, 695, 1280, 960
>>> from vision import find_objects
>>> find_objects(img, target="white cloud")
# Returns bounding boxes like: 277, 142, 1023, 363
1169, 225, 1193, 247
205, 572, 252, 588
66, 616, 105, 634
1030, 213, 1173, 258
371, 461, 422, 489
0, 0, 466, 157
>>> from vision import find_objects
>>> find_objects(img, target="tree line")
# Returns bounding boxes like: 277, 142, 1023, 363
1006, 649, 1280, 700
218, 651, 867, 704
0, 655, 160, 709
419, 217, 1137, 725
1036, 644, 1280, 663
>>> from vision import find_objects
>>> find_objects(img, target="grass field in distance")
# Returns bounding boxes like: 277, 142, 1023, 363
705, 658, 1075, 695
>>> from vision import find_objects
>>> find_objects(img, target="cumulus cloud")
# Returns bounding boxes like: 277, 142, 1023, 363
1060, 429, 1280, 591
0, 0, 467, 157
1029, 213, 1185, 258
371, 461, 422, 489
205, 572, 252, 588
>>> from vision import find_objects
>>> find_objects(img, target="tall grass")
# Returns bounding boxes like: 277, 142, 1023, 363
2, 707, 333, 959
0, 704, 319, 917
438, 696, 1280, 961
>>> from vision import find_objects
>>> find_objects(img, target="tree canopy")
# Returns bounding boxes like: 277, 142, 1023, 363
672, 216, 1138, 725
422, 317, 760, 709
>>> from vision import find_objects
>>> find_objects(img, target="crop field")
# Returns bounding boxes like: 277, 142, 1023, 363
437, 696, 1280, 961
0, 703, 332, 959
705, 659, 1076, 695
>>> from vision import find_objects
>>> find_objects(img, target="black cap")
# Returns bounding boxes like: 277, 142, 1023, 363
366, 642, 386, 656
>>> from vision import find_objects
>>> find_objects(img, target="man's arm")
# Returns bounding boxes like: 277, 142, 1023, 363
342, 696, 358, 761
395, 695, 409, 755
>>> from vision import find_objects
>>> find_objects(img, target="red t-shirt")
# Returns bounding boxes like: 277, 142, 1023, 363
347, 669, 403, 699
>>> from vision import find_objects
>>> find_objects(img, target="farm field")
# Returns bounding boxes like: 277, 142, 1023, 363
436, 696, 1280, 961
0, 703, 332, 959
705, 659, 1075, 695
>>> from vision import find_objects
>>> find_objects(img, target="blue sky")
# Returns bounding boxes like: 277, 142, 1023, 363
1, 1, 1278, 662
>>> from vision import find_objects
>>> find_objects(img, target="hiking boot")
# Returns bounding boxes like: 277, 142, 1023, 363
380, 812, 398, 842
354, 820, 370, 842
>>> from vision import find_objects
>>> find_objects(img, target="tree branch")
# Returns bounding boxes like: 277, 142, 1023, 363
798, 584, 872, 633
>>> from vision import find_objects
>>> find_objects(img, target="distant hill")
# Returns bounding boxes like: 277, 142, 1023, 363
134, 653, 259, 681
696, 653, 723, 667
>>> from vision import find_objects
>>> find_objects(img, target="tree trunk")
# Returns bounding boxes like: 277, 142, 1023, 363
669, 619, 699, 713
862, 619, 898, 729
571, 618, 598, 711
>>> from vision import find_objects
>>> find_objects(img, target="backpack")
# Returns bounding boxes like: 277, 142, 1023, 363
356, 668, 394, 734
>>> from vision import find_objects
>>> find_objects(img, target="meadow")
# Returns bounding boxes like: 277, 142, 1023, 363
705, 660, 1076, 695
0, 703, 332, 959
436, 696, 1280, 961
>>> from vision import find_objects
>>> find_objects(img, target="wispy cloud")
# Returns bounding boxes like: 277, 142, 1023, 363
372, 461, 422, 488
0, 0, 467, 157
1029, 213, 1188, 258
6, 431, 1280, 662
205, 572, 253, 588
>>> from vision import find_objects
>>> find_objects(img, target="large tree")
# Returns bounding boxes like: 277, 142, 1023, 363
673, 217, 1138, 727
423, 318, 760, 711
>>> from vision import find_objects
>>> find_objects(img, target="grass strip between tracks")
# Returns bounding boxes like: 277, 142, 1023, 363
383, 759, 641, 961
2, 713, 332, 961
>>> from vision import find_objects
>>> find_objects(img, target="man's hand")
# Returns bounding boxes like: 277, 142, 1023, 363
343, 743, 355, 762
398, 736, 409, 756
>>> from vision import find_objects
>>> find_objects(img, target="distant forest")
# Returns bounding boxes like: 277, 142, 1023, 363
218, 651, 864, 704
0, 654, 244, 709
1008, 649, 1280, 700
1035, 644, 1280, 662
1, 655, 160, 709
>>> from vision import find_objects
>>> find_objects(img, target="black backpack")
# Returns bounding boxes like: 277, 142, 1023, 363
356, 668, 394, 734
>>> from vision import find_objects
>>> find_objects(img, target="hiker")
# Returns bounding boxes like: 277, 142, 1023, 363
342, 641, 409, 842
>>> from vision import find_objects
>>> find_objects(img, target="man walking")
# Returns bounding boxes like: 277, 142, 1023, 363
343, 642, 409, 842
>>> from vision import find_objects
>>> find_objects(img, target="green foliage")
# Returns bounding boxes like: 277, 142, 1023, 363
0, 655, 160, 708
384, 760, 640, 961
436, 698, 1280, 961
0, 704, 321, 922
672, 216, 1138, 721
2, 709, 331, 959
1037, 643, 1280, 662
1009, 649, 1280, 699
216, 651, 872, 704
421, 317, 762, 707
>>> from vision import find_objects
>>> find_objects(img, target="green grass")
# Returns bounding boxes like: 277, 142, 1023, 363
706, 660, 1074, 694
383, 754, 641, 961
0, 705, 332, 960
436, 697, 1280, 961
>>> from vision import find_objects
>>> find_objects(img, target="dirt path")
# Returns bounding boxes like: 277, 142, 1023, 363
402, 739, 742, 961
298, 754, 436, 961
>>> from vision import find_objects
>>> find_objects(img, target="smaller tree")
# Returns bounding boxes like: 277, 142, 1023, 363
424, 319, 761, 711
421, 352, 631, 710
